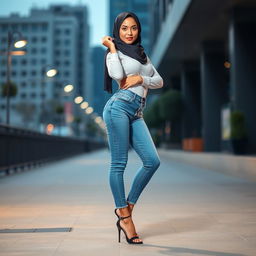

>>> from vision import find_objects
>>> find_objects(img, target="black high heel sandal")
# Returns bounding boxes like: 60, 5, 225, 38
116, 214, 143, 244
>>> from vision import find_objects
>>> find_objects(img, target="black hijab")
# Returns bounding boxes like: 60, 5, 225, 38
103, 12, 147, 94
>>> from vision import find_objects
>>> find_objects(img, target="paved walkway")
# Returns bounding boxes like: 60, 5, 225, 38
0, 148, 255, 256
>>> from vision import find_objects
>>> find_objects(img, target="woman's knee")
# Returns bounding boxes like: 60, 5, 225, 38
111, 159, 128, 170
145, 156, 160, 171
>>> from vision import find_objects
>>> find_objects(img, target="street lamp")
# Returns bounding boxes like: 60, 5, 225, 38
4, 31, 27, 125
74, 96, 83, 104
56, 80, 74, 135
40, 64, 57, 130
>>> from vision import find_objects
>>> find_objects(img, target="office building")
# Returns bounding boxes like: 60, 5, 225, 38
0, 4, 90, 131
150, 0, 256, 153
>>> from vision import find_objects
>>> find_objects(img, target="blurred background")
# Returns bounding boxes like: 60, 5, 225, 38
0, 0, 256, 155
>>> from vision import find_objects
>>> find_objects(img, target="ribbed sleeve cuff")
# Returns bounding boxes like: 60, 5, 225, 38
108, 52, 119, 60
141, 76, 150, 87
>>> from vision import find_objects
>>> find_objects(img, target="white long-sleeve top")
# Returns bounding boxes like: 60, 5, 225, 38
106, 50, 164, 98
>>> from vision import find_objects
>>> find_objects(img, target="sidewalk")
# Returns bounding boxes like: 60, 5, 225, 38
0, 148, 255, 256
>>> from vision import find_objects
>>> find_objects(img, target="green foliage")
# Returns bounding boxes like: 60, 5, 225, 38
74, 116, 81, 123
230, 110, 247, 139
86, 120, 98, 135
144, 99, 164, 128
55, 105, 64, 114
1, 81, 18, 97
158, 89, 183, 121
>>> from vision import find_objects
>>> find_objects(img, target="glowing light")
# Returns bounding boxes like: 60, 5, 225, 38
46, 123, 54, 134
85, 107, 93, 114
46, 69, 58, 77
95, 117, 102, 124
74, 96, 83, 104
14, 39, 27, 48
80, 101, 89, 109
224, 61, 231, 69
10, 51, 26, 56
64, 84, 74, 93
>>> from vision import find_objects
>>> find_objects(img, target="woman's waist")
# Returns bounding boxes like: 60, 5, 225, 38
114, 88, 146, 104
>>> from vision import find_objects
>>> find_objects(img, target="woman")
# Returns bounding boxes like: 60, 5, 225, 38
101, 11, 164, 244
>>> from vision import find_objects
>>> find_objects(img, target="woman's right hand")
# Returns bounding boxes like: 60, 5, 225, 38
101, 36, 115, 49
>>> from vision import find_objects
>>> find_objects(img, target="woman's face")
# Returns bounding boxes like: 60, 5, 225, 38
119, 17, 139, 44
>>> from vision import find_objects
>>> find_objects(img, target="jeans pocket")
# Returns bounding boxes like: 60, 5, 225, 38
114, 93, 133, 103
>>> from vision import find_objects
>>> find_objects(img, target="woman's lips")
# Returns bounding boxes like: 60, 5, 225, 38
126, 37, 133, 41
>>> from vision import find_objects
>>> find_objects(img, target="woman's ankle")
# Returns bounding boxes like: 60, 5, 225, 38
127, 202, 134, 213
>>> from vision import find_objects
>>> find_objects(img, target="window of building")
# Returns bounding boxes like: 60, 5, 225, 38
31, 70, 37, 76
11, 24, 18, 30
31, 48, 37, 54
41, 36, 47, 43
21, 70, 27, 76
64, 71, 70, 77
55, 50, 61, 56
55, 29, 61, 35
64, 60, 70, 66
41, 47, 46, 54
21, 81, 26, 87
64, 50, 70, 56
21, 93, 27, 98
31, 36, 38, 43
55, 39, 61, 45
41, 23, 48, 31
30, 92, 36, 98
31, 58, 37, 65
21, 59, 27, 65
64, 29, 70, 35
31, 24, 38, 32
21, 23, 28, 32
54, 60, 60, 66
64, 39, 70, 46
41, 59, 46, 65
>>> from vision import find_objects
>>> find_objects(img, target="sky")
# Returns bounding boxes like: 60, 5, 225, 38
1, 0, 108, 47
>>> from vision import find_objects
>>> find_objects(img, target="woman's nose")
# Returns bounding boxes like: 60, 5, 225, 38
128, 29, 132, 35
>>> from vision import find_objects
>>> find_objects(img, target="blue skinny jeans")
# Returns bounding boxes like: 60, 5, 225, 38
102, 89, 161, 209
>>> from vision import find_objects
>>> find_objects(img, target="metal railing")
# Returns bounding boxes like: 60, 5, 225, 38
0, 124, 105, 175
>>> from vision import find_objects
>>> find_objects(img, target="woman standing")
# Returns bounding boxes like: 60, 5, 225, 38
101, 12, 164, 244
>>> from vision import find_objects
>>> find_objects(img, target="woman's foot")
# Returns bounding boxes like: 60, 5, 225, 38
116, 206, 142, 243
115, 202, 135, 217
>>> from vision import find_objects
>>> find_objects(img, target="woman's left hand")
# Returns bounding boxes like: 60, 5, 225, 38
120, 75, 143, 89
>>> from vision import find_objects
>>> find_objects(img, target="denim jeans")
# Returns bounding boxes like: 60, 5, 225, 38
103, 89, 161, 209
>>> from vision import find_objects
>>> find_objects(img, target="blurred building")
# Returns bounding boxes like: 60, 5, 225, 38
150, 0, 256, 154
90, 46, 109, 117
0, 4, 90, 131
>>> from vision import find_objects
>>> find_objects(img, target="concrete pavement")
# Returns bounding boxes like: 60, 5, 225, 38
0, 148, 255, 256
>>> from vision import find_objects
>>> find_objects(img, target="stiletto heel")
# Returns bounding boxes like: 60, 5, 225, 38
115, 214, 143, 244
117, 221, 121, 242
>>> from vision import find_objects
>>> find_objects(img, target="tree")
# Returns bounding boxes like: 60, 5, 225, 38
158, 89, 183, 122
1, 81, 18, 97
144, 99, 164, 128
15, 102, 36, 126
